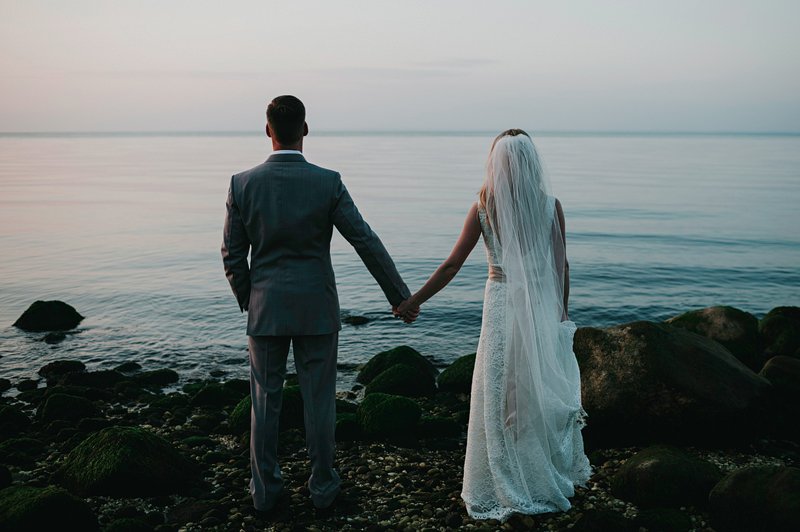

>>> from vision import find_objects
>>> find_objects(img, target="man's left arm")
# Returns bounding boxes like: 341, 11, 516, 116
221, 176, 251, 312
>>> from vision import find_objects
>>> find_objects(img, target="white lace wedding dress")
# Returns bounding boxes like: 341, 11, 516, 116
461, 199, 592, 522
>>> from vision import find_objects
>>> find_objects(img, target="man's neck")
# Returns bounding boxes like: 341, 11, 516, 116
271, 142, 303, 152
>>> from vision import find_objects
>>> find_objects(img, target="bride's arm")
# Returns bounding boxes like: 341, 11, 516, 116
398, 203, 481, 313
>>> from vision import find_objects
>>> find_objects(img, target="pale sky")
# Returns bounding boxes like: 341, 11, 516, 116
1, 0, 798, 132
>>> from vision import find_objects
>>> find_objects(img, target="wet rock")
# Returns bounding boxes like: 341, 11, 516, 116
343, 315, 371, 326
0, 437, 45, 466
38, 359, 86, 381
189, 382, 244, 408
0, 378, 10, 394
0, 485, 98, 531
709, 465, 800, 532
44, 384, 111, 402
357, 393, 421, 442
43, 332, 67, 344
114, 361, 142, 373
572, 509, 635, 532
335, 413, 361, 442
760, 306, 800, 359
666, 306, 760, 371
57, 370, 127, 389
12, 300, 84, 332
437, 353, 476, 394
574, 321, 771, 445
633, 508, 693, 532
0, 405, 30, 437
365, 363, 436, 398
38, 393, 100, 423
133, 369, 179, 388
105, 517, 154, 532
760, 356, 800, 402
356, 345, 437, 385
610, 445, 722, 508
57, 426, 201, 496
417, 416, 461, 439
0, 466, 10, 490
15, 379, 38, 392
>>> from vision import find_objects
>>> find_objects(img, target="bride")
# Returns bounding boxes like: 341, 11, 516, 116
397, 129, 591, 521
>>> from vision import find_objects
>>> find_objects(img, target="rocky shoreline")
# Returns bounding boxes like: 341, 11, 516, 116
1, 302, 799, 531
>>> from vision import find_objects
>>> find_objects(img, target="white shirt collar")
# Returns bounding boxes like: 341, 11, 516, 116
271, 150, 303, 155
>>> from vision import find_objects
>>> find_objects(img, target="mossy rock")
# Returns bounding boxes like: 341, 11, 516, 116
0, 378, 11, 394
356, 345, 437, 385
38, 359, 86, 380
437, 353, 476, 394
38, 393, 100, 423
610, 445, 722, 508
336, 398, 358, 414
335, 413, 361, 442
133, 369, 179, 388
149, 392, 189, 410
0, 485, 98, 531
228, 395, 251, 434
365, 363, 436, 397
0, 437, 45, 466
113, 361, 142, 373
667, 306, 761, 371
709, 465, 800, 532
189, 383, 243, 408
760, 306, 800, 360
44, 384, 111, 402
280, 385, 304, 431
57, 426, 201, 496
356, 393, 421, 442
572, 509, 635, 532
12, 300, 84, 332
0, 405, 30, 437
0, 466, 10, 490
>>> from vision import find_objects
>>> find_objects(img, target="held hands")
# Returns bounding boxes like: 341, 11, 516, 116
392, 297, 420, 324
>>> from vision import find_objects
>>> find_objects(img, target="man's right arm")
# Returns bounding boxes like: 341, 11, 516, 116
221, 176, 251, 312
331, 177, 410, 307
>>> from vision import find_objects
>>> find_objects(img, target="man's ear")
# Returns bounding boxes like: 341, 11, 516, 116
266, 123, 272, 138
303, 122, 309, 137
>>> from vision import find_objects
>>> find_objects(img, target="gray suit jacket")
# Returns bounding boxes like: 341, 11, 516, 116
222, 152, 410, 336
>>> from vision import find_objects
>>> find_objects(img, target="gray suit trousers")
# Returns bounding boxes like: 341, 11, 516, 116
248, 334, 341, 511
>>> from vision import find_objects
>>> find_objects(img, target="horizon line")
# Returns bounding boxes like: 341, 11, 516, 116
1, 129, 799, 138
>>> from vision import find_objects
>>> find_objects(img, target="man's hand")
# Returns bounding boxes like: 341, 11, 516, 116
392, 298, 420, 324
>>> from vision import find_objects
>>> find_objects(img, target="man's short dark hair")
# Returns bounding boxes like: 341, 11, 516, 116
267, 95, 306, 144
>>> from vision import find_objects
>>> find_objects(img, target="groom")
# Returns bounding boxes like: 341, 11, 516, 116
222, 95, 416, 515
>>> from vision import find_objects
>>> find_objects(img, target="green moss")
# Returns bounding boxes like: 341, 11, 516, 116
0, 405, 30, 436
0, 438, 45, 466
228, 395, 251, 434
335, 413, 361, 442
356, 345, 437, 385
437, 353, 476, 394
357, 393, 421, 442
365, 363, 436, 397
189, 383, 243, 408
57, 426, 200, 496
0, 485, 98, 531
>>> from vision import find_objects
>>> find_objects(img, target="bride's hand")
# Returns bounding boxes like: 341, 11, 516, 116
393, 298, 420, 323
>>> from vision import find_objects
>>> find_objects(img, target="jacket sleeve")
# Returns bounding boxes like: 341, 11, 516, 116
221, 176, 251, 312
331, 176, 410, 306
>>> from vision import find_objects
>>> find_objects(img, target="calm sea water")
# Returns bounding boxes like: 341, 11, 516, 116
1, 132, 799, 390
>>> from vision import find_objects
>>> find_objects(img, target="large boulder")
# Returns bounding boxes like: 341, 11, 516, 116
365, 363, 436, 397
574, 321, 772, 445
57, 370, 127, 389
0, 438, 46, 466
666, 306, 761, 371
0, 485, 98, 531
0, 405, 30, 438
356, 393, 421, 442
437, 353, 476, 394
57, 426, 201, 496
133, 369, 179, 388
610, 445, 722, 508
228, 395, 251, 434
760, 356, 800, 402
12, 300, 84, 332
760, 306, 800, 360
38, 360, 86, 381
356, 345, 437, 385
709, 466, 800, 531
37, 393, 100, 423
